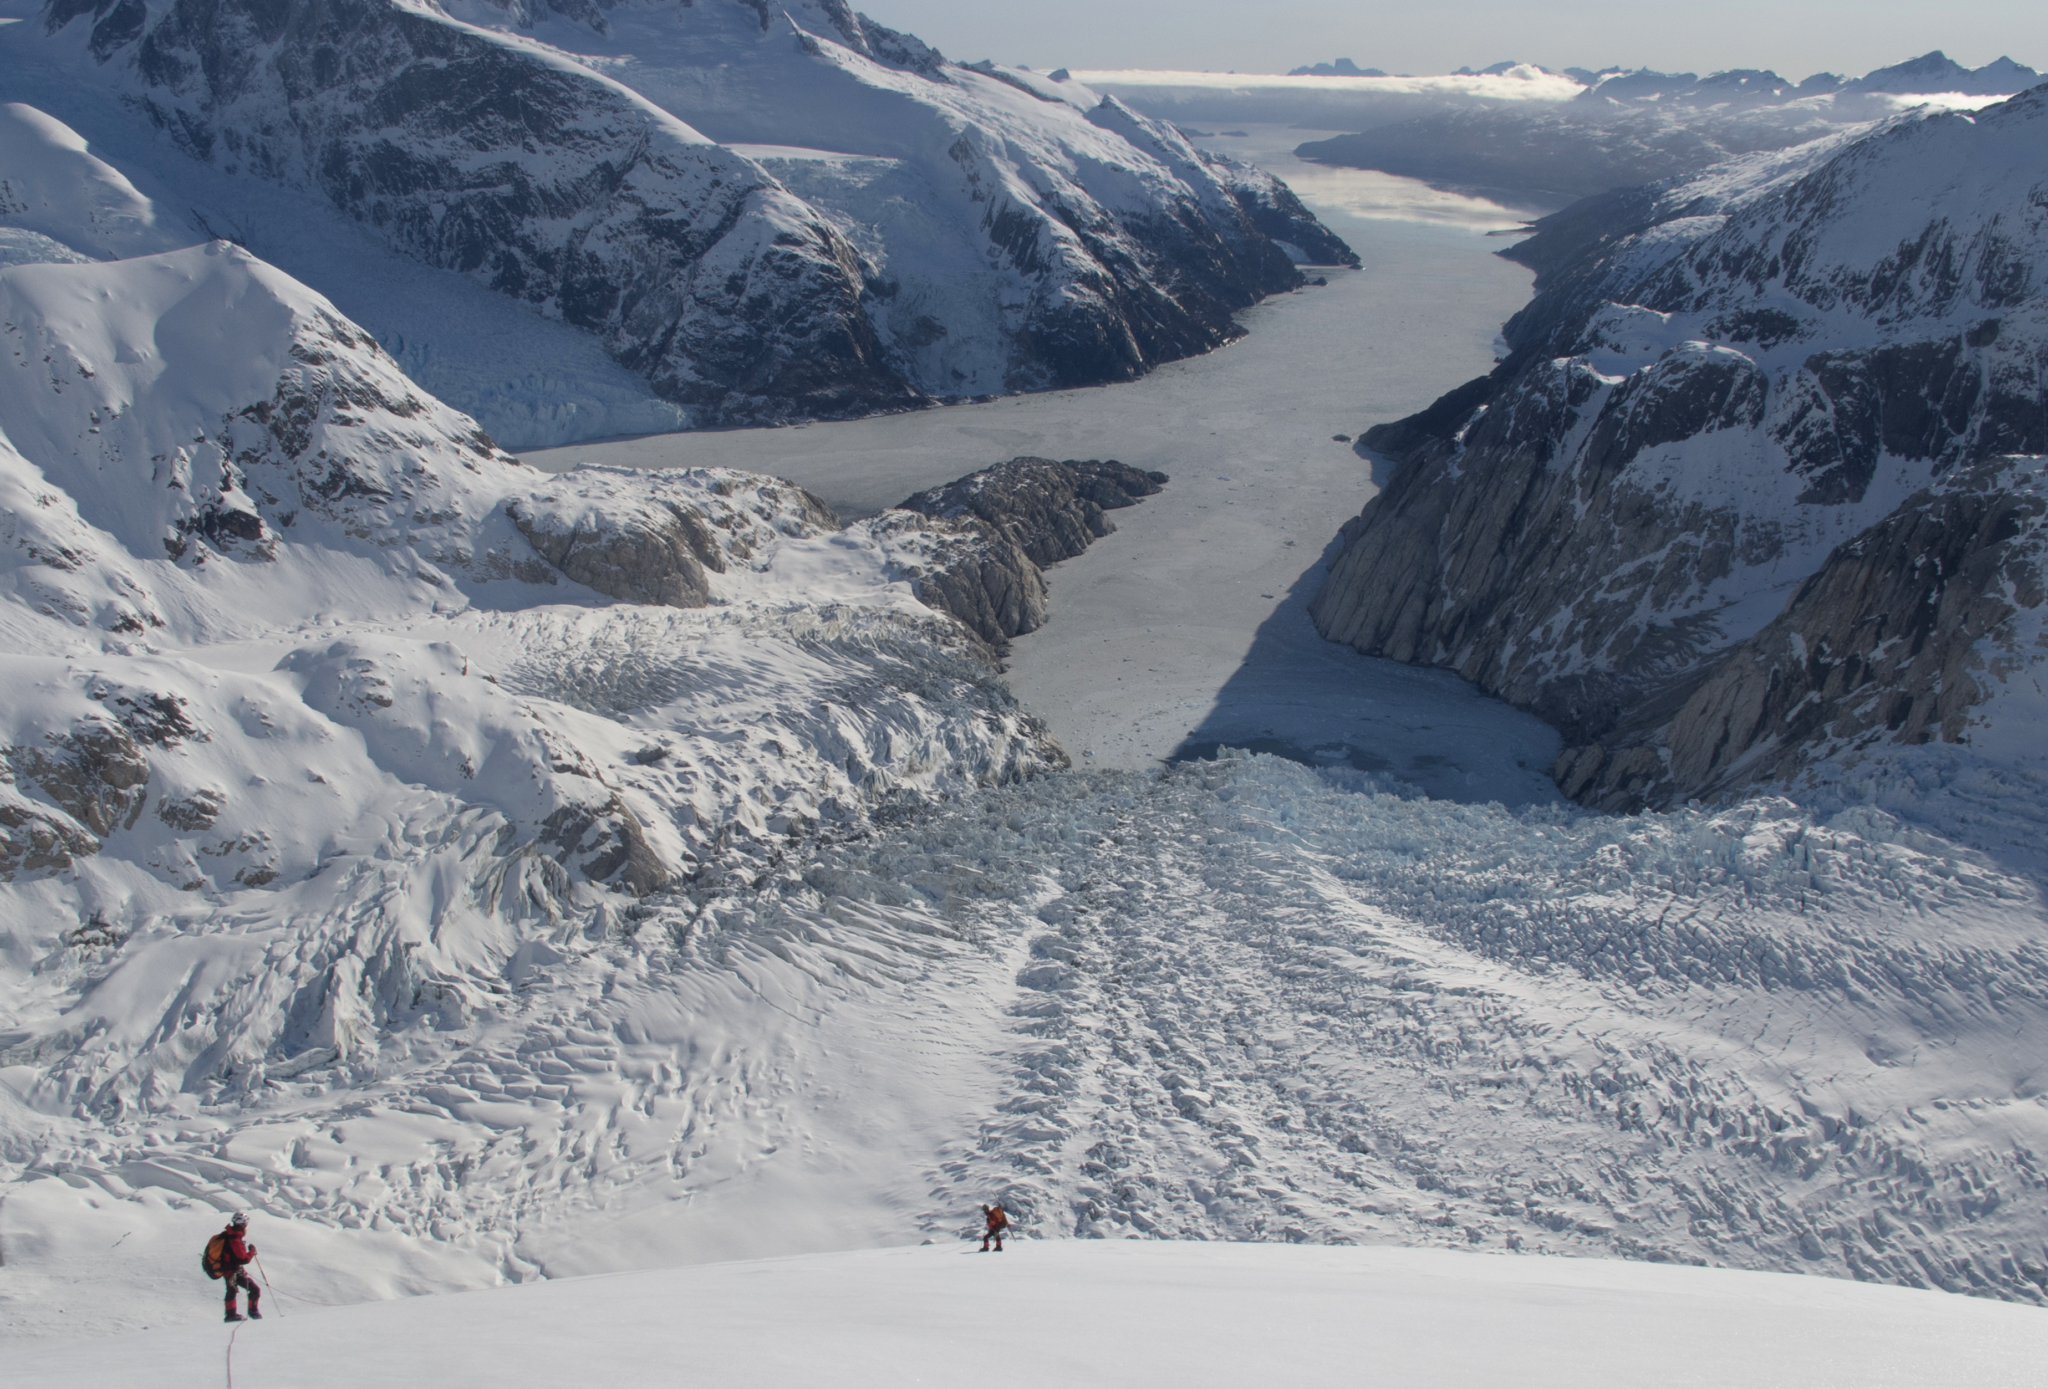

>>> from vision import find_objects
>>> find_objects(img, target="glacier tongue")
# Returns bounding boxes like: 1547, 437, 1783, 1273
9, 750, 2048, 1339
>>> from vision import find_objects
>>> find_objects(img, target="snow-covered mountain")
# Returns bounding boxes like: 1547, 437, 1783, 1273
1311, 86, 2048, 812
7, 63, 2048, 1350
6, 0, 1351, 437
0, 100, 186, 266
0, 145, 1137, 1155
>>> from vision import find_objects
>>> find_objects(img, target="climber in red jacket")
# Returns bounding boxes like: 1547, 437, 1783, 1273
206, 1212, 263, 1323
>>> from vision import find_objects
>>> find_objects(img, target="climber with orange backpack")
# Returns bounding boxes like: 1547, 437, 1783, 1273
979, 1202, 1009, 1252
202, 1212, 263, 1322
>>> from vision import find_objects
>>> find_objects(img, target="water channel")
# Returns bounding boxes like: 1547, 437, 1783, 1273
527, 130, 1563, 806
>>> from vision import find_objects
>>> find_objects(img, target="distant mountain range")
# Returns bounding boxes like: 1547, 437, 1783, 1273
1244, 52, 2031, 209
1294, 51, 2045, 208
1288, 50, 2039, 97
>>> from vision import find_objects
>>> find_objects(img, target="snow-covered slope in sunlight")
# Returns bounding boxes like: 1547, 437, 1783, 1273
9, 746, 2048, 1338
14, 1244, 2044, 1388
0, 237, 1075, 1340
0, 101, 186, 265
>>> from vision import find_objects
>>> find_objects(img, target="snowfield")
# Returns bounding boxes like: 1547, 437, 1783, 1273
4, 81, 2048, 1361
16, 1243, 2045, 1388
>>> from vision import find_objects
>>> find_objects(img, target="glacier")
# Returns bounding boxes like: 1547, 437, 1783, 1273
3, 67, 2048, 1354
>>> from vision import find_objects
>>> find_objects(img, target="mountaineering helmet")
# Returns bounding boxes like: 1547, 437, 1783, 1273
230, 1212, 249, 1228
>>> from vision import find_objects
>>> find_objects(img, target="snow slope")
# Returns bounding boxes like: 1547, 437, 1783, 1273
0, 101, 183, 265
0, 232, 1086, 1340
15, 1243, 2045, 1387
0, 94, 688, 449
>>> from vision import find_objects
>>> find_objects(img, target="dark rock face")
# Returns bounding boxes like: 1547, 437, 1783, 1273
866, 510, 1048, 650
34, 0, 1354, 426
1314, 348, 1781, 745
899, 456, 1167, 567
1557, 459, 2048, 810
541, 792, 669, 896
893, 457, 1168, 649
0, 697, 177, 877
1314, 89, 2048, 806
0, 793, 100, 880
1202, 151, 1360, 269
510, 500, 724, 609
7, 722, 148, 837
45, 0, 918, 426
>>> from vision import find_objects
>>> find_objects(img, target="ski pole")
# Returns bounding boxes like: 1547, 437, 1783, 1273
255, 1253, 280, 1315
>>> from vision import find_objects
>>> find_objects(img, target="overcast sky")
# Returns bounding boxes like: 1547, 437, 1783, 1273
858, 1, 2044, 83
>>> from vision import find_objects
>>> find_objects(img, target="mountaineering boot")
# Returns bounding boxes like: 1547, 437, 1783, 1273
225, 1310, 244, 1323
248, 1306, 263, 1320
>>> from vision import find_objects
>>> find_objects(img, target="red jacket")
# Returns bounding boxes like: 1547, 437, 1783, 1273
984, 1206, 1009, 1232
221, 1227, 255, 1269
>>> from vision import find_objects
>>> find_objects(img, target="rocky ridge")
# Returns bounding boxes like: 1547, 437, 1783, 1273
1556, 456, 2048, 810
33, 0, 916, 427
15, 0, 1353, 430
892, 457, 1169, 648
1311, 87, 2048, 810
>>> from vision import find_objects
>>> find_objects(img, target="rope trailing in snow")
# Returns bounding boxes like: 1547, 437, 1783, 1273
225, 1321, 240, 1389
255, 1254, 343, 1310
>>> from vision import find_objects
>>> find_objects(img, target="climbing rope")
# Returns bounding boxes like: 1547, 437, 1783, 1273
254, 1254, 343, 1311
225, 1321, 241, 1389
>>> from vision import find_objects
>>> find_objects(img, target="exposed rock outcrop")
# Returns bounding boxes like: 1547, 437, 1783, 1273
862, 509, 1047, 650
504, 457, 1164, 650
509, 470, 837, 609
899, 457, 1168, 567
1312, 87, 2048, 806
891, 457, 1168, 648
1556, 457, 2048, 810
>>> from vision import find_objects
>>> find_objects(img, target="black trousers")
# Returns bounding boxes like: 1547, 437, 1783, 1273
224, 1268, 261, 1310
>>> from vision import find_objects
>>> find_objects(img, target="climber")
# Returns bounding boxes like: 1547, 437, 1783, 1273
202, 1212, 263, 1322
980, 1202, 1010, 1252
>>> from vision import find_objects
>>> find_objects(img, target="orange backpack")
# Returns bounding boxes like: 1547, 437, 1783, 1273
201, 1232, 229, 1280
